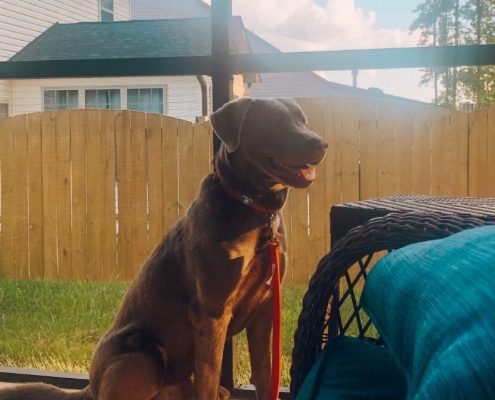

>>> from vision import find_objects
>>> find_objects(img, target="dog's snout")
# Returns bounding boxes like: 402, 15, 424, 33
312, 137, 328, 152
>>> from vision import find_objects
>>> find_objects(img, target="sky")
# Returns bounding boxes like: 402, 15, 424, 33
222, 0, 435, 103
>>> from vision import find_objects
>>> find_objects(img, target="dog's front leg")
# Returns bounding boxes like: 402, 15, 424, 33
190, 307, 232, 400
246, 300, 273, 400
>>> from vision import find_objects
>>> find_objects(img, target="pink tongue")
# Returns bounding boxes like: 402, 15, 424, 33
300, 166, 316, 181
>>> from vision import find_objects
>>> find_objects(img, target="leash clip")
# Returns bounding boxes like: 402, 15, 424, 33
268, 213, 279, 245
240, 194, 254, 206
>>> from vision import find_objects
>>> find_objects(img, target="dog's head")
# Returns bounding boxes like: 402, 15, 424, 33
210, 97, 327, 190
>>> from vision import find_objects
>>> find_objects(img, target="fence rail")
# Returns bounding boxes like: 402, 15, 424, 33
0, 100, 494, 283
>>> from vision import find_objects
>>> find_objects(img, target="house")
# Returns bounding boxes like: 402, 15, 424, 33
6, 18, 254, 121
0, 0, 131, 118
1, 0, 431, 120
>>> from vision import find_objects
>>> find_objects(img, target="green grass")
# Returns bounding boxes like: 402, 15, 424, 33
0, 280, 307, 387
0, 280, 127, 373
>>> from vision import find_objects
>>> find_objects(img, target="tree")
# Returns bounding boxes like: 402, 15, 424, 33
411, 0, 495, 108
410, 0, 441, 103
459, 0, 495, 106
410, 0, 462, 107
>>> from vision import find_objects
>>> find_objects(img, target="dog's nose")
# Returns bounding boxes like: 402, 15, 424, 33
313, 138, 328, 151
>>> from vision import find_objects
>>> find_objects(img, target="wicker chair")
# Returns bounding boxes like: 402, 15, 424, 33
290, 211, 494, 396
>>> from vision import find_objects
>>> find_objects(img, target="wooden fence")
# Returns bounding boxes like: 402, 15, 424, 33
0, 100, 494, 284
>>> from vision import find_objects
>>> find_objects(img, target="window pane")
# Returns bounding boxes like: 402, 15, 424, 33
101, 9, 113, 22
86, 90, 97, 108
57, 91, 67, 109
127, 89, 139, 111
109, 89, 121, 109
98, 90, 107, 108
68, 90, 79, 108
101, 0, 113, 11
151, 89, 163, 113
140, 89, 152, 112
44, 91, 56, 110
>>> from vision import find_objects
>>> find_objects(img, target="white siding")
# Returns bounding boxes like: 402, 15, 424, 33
12, 75, 205, 122
0, 0, 130, 114
0, 80, 11, 103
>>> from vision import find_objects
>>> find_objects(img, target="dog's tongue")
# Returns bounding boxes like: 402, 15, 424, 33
300, 166, 316, 182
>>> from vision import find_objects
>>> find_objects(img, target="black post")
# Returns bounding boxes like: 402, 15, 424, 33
211, 0, 235, 392
211, 0, 232, 153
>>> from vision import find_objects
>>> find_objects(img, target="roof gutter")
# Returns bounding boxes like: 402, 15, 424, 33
196, 74, 208, 116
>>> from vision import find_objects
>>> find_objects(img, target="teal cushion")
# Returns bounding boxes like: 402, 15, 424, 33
296, 336, 407, 400
362, 225, 495, 400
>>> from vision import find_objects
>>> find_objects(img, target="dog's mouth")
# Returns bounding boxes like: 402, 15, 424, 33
268, 158, 319, 188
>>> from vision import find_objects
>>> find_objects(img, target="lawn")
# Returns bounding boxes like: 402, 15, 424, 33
0, 279, 306, 387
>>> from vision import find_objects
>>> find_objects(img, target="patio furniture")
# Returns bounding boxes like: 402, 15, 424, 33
290, 205, 495, 397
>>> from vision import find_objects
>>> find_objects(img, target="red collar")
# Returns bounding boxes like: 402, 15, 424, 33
212, 172, 279, 214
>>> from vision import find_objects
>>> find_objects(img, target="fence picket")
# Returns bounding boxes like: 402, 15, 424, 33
0, 116, 15, 277
12, 116, 29, 278
147, 113, 165, 252
55, 110, 73, 279
488, 106, 495, 197
41, 112, 59, 279
359, 100, 378, 200
162, 116, 180, 233
395, 104, 415, 195
450, 112, 468, 196
178, 120, 194, 219
301, 98, 328, 282
192, 121, 212, 195
116, 110, 134, 279
412, 110, 431, 194
70, 110, 88, 280
27, 113, 44, 279
376, 101, 398, 197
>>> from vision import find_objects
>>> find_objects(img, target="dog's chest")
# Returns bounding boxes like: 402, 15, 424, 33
225, 215, 286, 332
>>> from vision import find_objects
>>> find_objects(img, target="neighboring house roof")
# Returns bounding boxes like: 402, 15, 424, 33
10, 18, 248, 61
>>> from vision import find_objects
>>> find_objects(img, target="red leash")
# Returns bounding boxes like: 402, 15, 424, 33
267, 222, 282, 400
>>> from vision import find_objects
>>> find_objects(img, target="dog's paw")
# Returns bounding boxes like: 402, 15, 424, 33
218, 386, 230, 400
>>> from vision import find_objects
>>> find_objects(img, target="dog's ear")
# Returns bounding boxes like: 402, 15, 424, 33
210, 97, 253, 153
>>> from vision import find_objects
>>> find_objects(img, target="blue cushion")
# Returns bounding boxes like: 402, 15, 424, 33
361, 225, 495, 400
296, 336, 407, 400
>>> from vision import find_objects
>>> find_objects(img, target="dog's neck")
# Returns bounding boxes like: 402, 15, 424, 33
213, 148, 288, 214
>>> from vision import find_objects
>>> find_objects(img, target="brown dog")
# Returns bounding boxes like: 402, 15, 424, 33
0, 97, 327, 400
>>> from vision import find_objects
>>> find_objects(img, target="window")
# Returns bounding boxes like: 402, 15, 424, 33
127, 88, 164, 114
85, 89, 121, 109
0, 103, 8, 118
100, 0, 114, 21
43, 90, 79, 110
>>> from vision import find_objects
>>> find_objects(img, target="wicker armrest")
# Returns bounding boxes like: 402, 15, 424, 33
290, 211, 492, 396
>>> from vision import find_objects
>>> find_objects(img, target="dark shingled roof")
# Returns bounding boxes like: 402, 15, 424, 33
11, 18, 220, 61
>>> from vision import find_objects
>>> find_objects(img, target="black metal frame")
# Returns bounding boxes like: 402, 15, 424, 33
1, 0, 495, 397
